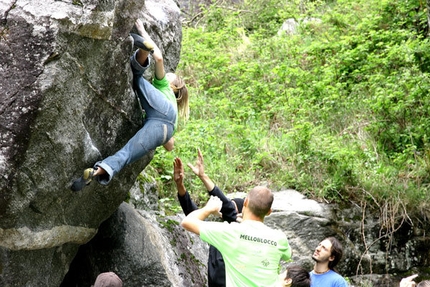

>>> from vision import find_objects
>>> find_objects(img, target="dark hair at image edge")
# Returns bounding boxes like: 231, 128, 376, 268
286, 265, 311, 287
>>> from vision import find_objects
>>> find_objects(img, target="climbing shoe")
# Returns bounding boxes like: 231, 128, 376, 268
71, 168, 96, 192
130, 33, 154, 54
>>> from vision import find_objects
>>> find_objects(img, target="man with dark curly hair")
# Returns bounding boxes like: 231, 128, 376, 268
310, 237, 348, 287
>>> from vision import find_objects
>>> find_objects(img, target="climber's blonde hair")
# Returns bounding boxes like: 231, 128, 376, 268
169, 74, 189, 120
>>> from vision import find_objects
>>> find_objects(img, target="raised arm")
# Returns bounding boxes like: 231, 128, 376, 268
134, 19, 165, 80
174, 157, 197, 215
181, 196, 222, 235
399, 274, 419, 287
210, 186, 238, 223
187, 149, 215, 191
187, 149, 238, 222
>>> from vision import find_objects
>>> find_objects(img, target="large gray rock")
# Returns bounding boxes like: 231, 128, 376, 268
62, 202, 208, 287
0, 0, 182, 285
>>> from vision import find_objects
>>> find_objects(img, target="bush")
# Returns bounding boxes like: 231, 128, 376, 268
146, 0, 430, 219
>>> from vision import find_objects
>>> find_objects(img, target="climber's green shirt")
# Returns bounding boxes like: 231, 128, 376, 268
152, 76, 178, 131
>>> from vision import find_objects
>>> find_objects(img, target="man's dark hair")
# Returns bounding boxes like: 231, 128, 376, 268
286, 265, 311, 287
232, 198, 244, 213
327, 237, 343, 270
247, 186, 273, 219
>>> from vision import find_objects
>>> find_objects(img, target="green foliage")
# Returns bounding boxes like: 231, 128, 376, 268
147, 0, 430, 219
200, 0, 296, 36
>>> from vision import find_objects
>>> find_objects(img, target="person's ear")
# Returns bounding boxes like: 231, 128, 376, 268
244, 197, 249, 207
283, 277, 292, 287
329, 255, 335, 262
266, 208, 272, 216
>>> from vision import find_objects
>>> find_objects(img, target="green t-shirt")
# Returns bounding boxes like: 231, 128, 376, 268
152, 76, 178, 131
200, 220, 292, 287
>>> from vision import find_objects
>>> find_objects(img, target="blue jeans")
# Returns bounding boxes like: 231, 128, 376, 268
95, 51, 176, 185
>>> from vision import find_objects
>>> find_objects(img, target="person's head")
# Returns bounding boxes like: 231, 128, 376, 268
232, 198, 244, 213
282, 265, 311, 287
312, 237, 343, 271
93, 272, 122, 287
418, 281, 430, 287
231, 197, 245, 222
166, 72, 189, 119
243, 186, 273, 220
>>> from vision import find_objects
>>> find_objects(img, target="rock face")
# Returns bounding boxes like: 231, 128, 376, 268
0, 0, 182, 286
61, 202, 209, 287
